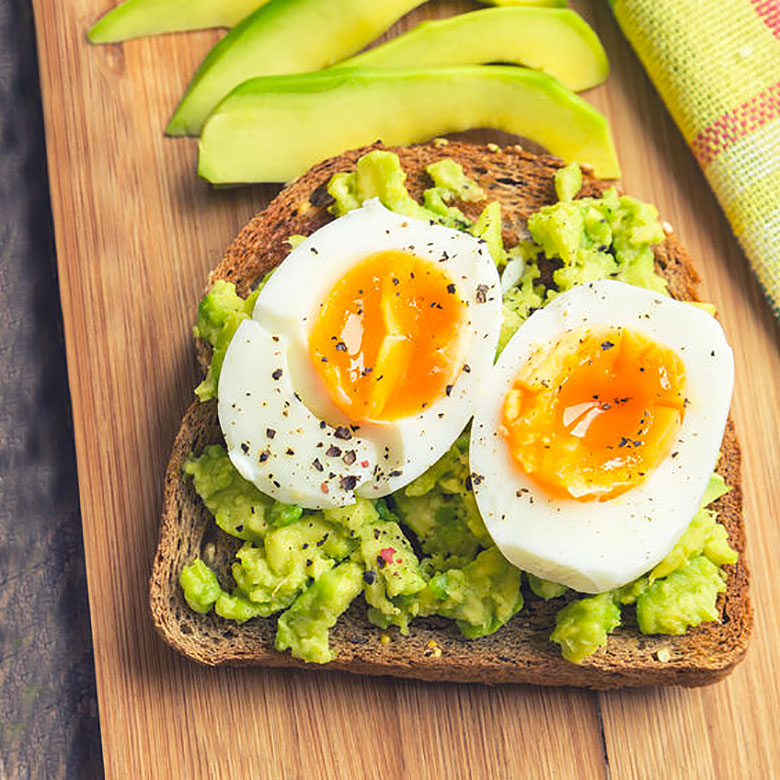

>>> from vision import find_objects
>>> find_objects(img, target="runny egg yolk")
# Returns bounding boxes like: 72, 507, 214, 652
309, 250, 468, 423
501, 327, 687, 501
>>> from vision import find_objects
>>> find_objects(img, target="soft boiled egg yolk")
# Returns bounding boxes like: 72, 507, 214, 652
501, 327, 687, 501
309, 250, 468, 423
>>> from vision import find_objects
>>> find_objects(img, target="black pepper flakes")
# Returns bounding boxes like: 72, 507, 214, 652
241, 443, 249, 454
312, 458, 324, 472
334, 426, 352, 440
271, 368, 283, 380
363, 571, 376, 585
335, 341, 347, 352
475, 284, 489, 304
326, 445, 342, 457
343, 450, 356, 465
259, 450, 270, 463
446, 283, 456, 294
266, 428, 276, 439
340, 475, 358, 491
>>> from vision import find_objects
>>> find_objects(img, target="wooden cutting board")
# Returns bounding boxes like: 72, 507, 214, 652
30, 0, 780, 776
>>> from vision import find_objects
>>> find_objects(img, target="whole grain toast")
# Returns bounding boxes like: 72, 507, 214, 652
151, 141, 751, 688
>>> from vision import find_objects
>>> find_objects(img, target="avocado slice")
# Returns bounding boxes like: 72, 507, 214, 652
88, 0, 268, 43
87, 0, 564, 44
165, 0, 424, 137
198, 66, 621, 184
339, 8, 608, 93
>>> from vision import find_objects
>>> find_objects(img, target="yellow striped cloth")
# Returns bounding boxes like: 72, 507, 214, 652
611, 0, 780, 317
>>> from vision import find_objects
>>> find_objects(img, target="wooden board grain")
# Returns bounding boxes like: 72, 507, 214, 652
28, 0, 780, 776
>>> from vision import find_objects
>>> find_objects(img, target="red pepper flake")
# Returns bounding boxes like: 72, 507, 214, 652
361, 460, 369, 468
320, 482, 330, 494
379, 547, 396, 565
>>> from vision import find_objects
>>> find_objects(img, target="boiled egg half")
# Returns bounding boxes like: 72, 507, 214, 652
218, 199, 502, 509
470, 280, 734, 593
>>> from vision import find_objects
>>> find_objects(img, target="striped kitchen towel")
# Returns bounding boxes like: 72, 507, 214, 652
611, 0, 780, 318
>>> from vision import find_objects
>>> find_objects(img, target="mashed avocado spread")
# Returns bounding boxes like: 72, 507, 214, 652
181, 153, 737, 665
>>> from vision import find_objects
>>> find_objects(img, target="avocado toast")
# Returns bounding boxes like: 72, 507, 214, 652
150, 141, 751, 687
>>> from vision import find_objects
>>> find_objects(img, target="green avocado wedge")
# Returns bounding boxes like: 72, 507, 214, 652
339, 8, 608, 93
198, 66, 621, 184
165, 0, 423, 136
88, 0, 268, 43
87, 0, 565, 44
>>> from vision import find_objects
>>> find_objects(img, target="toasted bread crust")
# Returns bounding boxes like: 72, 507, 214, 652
151, 142, 751, 688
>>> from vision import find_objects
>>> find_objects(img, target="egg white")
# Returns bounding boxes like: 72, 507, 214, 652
218, 199, 502, 509
470, 280, 734, 593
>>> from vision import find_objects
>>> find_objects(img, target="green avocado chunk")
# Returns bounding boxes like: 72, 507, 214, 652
645, 473, 736, 580
637, 556, 727, 635
422, 547, 524, 638
327, 150, 485, 232
527, 573, 568, 600
526, 166, 667, 298
184, 445, 276, 540
88, 0, 267, 43
215, 590, 268, 623
275, 561, 364, 663
339, 8, 607, 93
180, 558, 222, 613
184, 444, 306, 542
328, 498, 428, 633
650, 507, 738, 581
550, 592, 621, 664
193, 279, 260, 401
470, 201, 508, 266
393, 433, 490, 565
328, 150, 432, 221
166, 0, 424, 136
231, 515, 356, 615
198, 66, 621, 183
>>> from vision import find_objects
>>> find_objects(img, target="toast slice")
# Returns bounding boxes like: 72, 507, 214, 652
151, 141, 751, 688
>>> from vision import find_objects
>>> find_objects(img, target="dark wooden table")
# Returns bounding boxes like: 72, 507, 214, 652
0, 0, 102, 776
